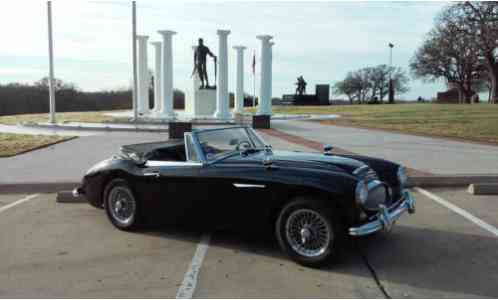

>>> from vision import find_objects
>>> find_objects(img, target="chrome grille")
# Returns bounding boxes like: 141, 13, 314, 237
353, 166, 378, 182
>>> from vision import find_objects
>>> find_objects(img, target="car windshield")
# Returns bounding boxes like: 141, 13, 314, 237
196, 127, 266, 161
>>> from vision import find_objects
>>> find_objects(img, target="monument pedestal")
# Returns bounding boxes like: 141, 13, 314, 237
185, 88, 217, 117
169, 121, 192, 139
252, 115, 270, 129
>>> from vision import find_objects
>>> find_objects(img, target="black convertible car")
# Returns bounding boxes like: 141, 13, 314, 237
74, 126, 415, 267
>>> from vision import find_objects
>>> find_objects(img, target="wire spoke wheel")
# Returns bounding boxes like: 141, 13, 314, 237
285, 208, 332, 258
108, 186, 136, 226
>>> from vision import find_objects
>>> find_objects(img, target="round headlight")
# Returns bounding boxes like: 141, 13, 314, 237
355, 180, 369, 205
397, 166, 408, 187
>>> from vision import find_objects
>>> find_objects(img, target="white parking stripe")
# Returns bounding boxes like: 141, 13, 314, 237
414, 187, 498, 237
0, 194, 40, 214
176, 234, 211, 299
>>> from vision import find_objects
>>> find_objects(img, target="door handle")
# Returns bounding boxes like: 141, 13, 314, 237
144, 171, 160, 178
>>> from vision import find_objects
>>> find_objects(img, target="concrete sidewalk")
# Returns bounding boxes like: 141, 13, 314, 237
0, 132, 168, 185
0, 130, 307, 187
272, 120, 498, 175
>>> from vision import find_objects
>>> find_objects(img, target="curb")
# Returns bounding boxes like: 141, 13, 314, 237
2, 175, 497, 195
21, 123, 169, 133
56, 191, 87, 203
0, 182, 80, 194
408, 175, 498, 188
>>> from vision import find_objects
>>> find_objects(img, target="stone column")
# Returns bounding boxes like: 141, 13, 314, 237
232, 46, 246, 115
256, 35, 273, 115
214, 29, 231, 120
268, 41, 274, 115
151, 41, 162, 115
157, 30, 176, 118
136, 35, 150, 116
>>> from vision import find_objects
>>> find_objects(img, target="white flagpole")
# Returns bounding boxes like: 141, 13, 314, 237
131, 1, 138, 121
253, 50, 256, 108
47, 1, 56, 124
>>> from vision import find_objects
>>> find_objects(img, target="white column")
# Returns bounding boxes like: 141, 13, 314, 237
214, 29, 231, 120
150, 41, 162, 115
158, 30, 176, 118
232, 46, 246, 115
268, 41, 274, 115
256, 35, 273, 115
136, 35, 150, 116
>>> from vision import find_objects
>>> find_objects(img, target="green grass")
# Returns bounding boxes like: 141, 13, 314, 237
0, 111, 126, 125
250, 103, 498, 144
0, 133, 73, 157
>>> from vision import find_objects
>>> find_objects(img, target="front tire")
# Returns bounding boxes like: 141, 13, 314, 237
275, 197, 344, 268
104, 178, 142, 230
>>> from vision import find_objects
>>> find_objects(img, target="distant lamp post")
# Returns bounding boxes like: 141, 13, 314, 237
47, 1, 56, 124
388, 43, 395, 104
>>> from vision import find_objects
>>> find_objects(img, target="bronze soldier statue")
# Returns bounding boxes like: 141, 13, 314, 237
193, 38, 217, 89
295, 76, 307, 96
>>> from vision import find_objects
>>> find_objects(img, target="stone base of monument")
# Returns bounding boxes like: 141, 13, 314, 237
252, 115, 271, 129
169, 122, 192, 139
185, 88, 217, 117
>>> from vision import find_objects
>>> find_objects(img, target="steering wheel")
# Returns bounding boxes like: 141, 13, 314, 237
236, 140, 252, 152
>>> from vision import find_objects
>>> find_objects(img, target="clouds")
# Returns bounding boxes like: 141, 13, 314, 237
0, 1, 447, 99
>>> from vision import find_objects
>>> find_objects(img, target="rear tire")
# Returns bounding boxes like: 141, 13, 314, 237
103, 178, 142, 231
275, 197, 344, 268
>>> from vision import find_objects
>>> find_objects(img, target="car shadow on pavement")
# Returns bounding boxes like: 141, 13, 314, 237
135, 223, 498, 298
136, 225, 378, 278
358, 224, 498, 298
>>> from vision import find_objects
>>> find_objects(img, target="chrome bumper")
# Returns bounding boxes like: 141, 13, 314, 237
72, 187, 84, 198
349, 189, 416, 236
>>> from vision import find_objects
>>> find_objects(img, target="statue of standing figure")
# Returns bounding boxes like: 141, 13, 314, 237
193, 38, 217, 89
295, 76, 307, 96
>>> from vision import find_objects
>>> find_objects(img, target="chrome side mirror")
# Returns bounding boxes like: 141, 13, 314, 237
323, 144, 333, 155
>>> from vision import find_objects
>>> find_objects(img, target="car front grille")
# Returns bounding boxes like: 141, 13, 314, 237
353, 166, 379, 182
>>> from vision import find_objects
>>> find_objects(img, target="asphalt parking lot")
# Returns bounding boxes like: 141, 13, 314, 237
1, 188, 497, 298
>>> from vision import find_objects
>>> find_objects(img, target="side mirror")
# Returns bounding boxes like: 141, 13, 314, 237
323, 144, 333, 156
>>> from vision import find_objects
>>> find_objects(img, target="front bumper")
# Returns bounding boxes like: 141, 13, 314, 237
348, 189, 416, 236
72, 187, 85, 198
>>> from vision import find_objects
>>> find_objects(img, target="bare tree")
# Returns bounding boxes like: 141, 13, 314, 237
34, 77, 77, 92
410, 17, 483, 103
440, 2, 498, 103
334, 65, 409, 103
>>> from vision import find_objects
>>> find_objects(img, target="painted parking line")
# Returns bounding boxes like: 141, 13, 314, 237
414, 187, 498, 237
0, 194, 40, 214
176, 234, 211, 299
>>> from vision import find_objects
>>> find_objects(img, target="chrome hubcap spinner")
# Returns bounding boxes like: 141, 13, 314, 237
285, 208, 332, 258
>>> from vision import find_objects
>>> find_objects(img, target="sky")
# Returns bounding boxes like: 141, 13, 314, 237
0, 0, 449, 100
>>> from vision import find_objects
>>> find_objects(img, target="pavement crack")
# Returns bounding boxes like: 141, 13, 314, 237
354, 239, 391, 299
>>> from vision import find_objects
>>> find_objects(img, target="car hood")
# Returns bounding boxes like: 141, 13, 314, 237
227, 150, 365, 175
270, 150, 365, 174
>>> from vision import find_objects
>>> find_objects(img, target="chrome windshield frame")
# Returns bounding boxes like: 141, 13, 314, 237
190, 126, 268, 165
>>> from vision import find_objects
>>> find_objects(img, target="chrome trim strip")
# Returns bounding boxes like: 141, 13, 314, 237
353, 165, 370, 175
349, 189, 416, 236
233, 183, 266, 188
145, 161, 203, 167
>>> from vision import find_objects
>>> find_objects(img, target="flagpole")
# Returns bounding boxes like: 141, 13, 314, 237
253, 50, 256, 108
47, 1, 56, 124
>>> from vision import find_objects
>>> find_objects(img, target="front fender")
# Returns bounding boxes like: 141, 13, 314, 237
271, 167, 359, 225
82, 158, 140, 208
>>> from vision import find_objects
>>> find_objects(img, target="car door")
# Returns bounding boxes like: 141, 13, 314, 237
140, 161, 202, 224
198, 160, 276, 230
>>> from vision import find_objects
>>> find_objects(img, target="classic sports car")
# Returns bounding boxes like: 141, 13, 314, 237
74, 126, 415, 267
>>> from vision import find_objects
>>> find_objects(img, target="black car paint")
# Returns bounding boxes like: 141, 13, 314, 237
81, 147, 401, 231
